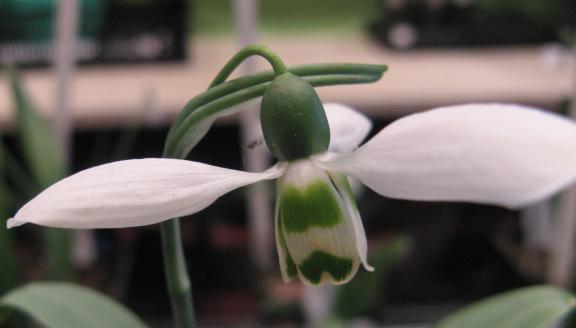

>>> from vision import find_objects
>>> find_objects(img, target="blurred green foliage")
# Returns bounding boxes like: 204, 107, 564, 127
0, 283, 148, 328
1, 66, 148, 326
0, 141, 20, 294
7, 66, 73, 281
8, 67, 66, 188
435, 286, 575, 328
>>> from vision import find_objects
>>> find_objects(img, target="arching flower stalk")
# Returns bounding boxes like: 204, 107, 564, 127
8, 72, 576, 286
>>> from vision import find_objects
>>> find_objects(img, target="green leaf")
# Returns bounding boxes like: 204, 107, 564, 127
333, 237, 410, 318
7, 66, 66, 188
6, 66, 72, 281
2, 145, 40, 200
1, 282, 148, 328
163, 63, 387, 159
0, 138, 20, 293
435, 285, 575, 328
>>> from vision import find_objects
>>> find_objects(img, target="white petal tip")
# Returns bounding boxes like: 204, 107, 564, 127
6, 218, 25, 229
364, 264, 375, 272
281, 276, 294, 284
324, 102, 373, 153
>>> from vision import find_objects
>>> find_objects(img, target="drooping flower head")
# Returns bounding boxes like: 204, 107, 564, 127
8, 70, 576, 285
258, 73, 373, 284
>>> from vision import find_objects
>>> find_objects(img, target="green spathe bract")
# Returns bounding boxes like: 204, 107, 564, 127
260, 73, 330, 161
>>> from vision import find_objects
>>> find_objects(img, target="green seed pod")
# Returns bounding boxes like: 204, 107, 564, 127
260, 73, 330, 161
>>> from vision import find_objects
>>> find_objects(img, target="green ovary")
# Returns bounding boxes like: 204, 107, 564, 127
280, 181, 342, 233
298, 251, 354, 284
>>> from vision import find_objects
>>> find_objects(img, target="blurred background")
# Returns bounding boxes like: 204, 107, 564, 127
0, 0, 575, 326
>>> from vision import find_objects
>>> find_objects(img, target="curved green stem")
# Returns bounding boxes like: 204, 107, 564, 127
161, 139, 197, 327
209, 44, 288, 88
171, 63, 385, 130
165, 63, 387, 159
160, 219, 195, 328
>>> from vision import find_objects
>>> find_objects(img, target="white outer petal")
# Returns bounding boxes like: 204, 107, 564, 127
8, 159, 284, 229
315, 104, 576, 208
324, 103, 373, 153
329, 173, 374, 272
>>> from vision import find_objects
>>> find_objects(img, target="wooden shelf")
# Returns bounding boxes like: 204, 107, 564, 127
0, 35, 572, 130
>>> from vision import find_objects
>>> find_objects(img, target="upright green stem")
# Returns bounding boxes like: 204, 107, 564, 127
160, 219, 195, 328
209, 44, 287, 88
159, 45, 289, 328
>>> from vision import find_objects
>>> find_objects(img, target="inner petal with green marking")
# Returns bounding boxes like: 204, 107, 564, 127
277, 160, 361, 285
298, 251, 354, 285
280, 180, 342, 233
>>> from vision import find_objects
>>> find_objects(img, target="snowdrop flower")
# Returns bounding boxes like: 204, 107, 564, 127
8, 73, 576, 286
